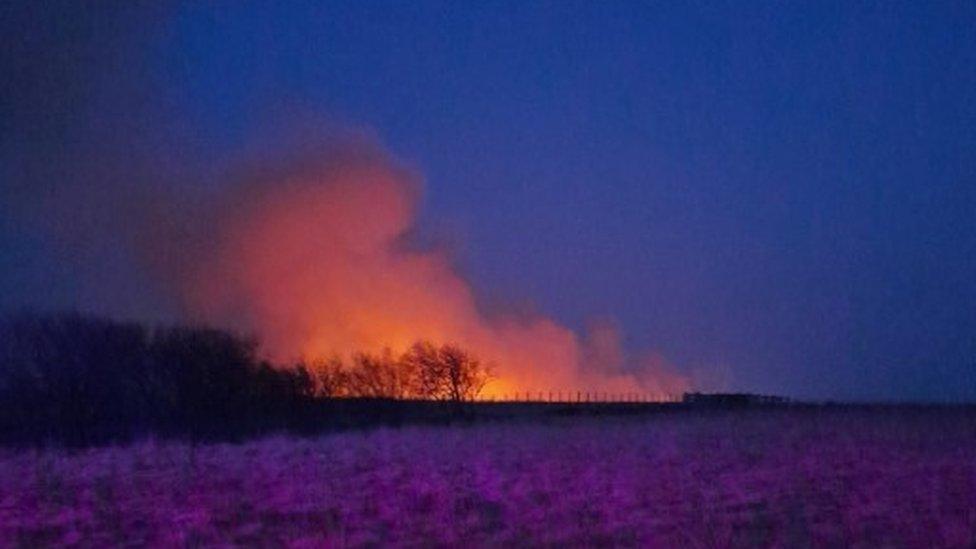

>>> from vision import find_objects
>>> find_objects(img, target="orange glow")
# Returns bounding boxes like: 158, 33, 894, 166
176, 150, 689, 398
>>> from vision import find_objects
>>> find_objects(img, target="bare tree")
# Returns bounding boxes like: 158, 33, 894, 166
401, 341, 492, 402
347, 349, 417, 399
303, 355, 350, 397
299, 341, 491, 401
402, 340, 446, 400
438, 343, 492, 402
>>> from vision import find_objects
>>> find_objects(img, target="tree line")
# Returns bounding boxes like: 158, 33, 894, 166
303, 341, 491, 401
0, 312, 491, 447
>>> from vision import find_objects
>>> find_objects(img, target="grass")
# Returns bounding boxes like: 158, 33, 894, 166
1, 408, 974, 546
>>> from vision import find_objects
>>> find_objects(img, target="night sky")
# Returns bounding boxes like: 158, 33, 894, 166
2, 2, 975, 401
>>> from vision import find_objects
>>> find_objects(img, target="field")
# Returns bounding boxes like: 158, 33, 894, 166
2, 407, 975, 547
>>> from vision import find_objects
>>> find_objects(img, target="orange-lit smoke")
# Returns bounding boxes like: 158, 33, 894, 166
175, 149, 689, 398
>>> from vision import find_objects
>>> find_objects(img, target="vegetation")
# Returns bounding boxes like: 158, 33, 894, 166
305, 341, 491, 401
0, 312, 491, 447
3, 410, 975, 545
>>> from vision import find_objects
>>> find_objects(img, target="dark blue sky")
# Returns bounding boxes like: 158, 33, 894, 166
2, 2, 975, 401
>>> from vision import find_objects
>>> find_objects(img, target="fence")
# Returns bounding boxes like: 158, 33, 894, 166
470, 391, 683, 404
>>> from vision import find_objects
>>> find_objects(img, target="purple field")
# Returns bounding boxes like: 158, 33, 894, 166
2, 409, 975, 547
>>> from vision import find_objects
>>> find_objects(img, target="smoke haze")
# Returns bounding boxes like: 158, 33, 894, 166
144, 143, 688, 396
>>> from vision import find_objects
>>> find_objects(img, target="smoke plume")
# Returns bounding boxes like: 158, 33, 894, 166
157, 143, 688, 397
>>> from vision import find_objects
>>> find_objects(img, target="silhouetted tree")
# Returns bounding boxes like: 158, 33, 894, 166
438, 343, 491, 402
302, 355, 351, 397
402, 341, 444, 400
347, 349, 416, 399
400, 341, 492, 402
0, 312, 497, 446
0, 313, 151, 444
0, 312, 329, 446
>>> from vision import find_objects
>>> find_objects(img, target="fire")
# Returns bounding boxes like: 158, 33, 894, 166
174, 147, 688, 398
